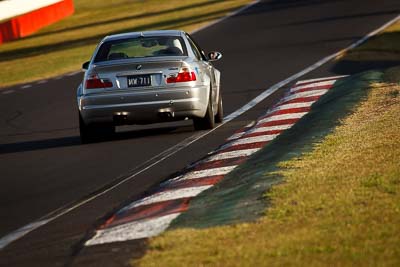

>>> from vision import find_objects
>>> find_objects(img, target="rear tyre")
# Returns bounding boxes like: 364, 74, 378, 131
79, 114, 115, 144
193, 90, 215, 130
215, 92, 223, 123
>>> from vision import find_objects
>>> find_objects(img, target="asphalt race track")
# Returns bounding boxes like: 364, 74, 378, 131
1, 0, 400, 265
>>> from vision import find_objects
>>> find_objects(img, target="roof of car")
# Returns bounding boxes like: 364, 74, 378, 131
102, 30, 185, 42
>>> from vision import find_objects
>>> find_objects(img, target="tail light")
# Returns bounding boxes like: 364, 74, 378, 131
166, 67, 197, 83
85, 73, 113, 89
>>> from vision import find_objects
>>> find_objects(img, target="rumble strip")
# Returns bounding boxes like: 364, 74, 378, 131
85, 76, 346, 246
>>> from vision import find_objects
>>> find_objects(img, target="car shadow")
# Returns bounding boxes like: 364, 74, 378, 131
0, 125, 189, 155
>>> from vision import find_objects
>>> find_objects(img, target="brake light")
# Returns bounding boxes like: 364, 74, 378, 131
166, 68, 197, 83
85, 73, 113, 89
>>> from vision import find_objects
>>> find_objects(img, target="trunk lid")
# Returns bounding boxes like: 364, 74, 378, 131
90, 57, 187, 91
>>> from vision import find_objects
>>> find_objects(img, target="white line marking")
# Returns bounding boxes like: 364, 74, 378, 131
3, 11, 400, 250
54, 76, 64, 80
37, 80, 48, 84
85, 213, 180, 246
179, 166, 238, 181
2, 90, 14, 95
225, 134, 279, 148
122, 186, 212, 210
269, 101, 315, 113
0, 220, 50, 250
227, 132, 246, 141
257, 112, 308, 125
245, 121, 256, 128
291, 80, 336, 93
282, 89, 329, 103
161, 165, 238, 188
295, 75, 348, 85
205, 148, 261, 162
21, 84, 32, 89
227, 120, 289, 141
248, 124, 293, 134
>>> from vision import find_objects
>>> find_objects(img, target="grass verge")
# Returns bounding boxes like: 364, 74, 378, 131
333, 20, 400, 74
340, 21, 400, 62
132, 22, 400, 266
0, 0, 252, 88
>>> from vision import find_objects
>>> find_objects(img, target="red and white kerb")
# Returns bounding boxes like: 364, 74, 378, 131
85, 76, 346, 246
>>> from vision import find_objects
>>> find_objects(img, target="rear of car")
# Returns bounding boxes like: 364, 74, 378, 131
77, 30, 222, 143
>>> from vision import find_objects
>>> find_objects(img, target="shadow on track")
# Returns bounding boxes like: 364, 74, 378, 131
0, 126, 184, 155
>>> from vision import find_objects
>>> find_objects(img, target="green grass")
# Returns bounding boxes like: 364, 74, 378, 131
0, 0, 253, 88
132, 22, 400, 267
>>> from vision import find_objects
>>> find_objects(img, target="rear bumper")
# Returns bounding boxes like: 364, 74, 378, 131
78, 85, 209, 125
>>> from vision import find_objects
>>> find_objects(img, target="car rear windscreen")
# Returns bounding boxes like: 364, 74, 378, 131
94, 36, 188, 63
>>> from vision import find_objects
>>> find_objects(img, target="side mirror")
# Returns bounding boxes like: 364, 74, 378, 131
82, 61, 90, 71
208, 51, 222, 61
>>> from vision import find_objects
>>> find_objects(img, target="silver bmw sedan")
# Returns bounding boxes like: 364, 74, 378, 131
77, 30, 223, 143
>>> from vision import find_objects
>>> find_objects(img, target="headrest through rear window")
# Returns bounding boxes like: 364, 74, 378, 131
108, 52, 128, 60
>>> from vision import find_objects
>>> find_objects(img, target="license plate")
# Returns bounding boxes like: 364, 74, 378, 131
127, 75, 151, 87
